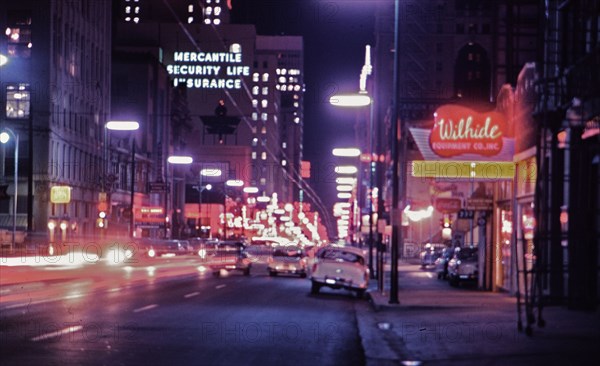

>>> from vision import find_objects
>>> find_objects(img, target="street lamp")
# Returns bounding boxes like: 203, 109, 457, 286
106, 120, 139, 238
1, 128, 19, 249
167, 155, 194, 238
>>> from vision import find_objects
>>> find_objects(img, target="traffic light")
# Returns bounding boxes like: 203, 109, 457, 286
97, 201, 109, 228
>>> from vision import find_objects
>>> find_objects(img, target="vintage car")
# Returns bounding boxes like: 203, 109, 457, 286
204, 240, 252, 277
267, 245, 307, 277
310, 245, 369, 298
447, 246, 479, 286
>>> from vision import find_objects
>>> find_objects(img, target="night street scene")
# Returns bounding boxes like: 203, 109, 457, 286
0, 1, 598, 365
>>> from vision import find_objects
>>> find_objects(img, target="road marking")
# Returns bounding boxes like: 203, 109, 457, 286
31, 325, 83, 342
215, 284, 226, 290
184, 292, 199, 298
133, 304, 158, 313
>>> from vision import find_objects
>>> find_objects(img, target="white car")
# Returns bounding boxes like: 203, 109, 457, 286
310, 246, 369, 298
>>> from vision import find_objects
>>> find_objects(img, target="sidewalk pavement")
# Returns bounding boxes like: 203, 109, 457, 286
355, 260, 599, 366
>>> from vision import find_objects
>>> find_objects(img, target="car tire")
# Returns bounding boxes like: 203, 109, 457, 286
243, 268, 250, 276
356, 289, 366, 299
310, 281, 321, 294
213, 271, 220, 277
269, 271, 277, 276
300, 273, 307, 278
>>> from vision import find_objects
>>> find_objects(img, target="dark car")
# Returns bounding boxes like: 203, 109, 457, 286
447, 246, 479, 286
206, 241, 252, 277
144, 239, 191, 258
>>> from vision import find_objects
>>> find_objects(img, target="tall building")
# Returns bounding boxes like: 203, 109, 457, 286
1, 1, 112, 240
113, 0, 306, 237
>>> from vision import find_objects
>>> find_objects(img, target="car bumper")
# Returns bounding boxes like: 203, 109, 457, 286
312, 276, 367, 290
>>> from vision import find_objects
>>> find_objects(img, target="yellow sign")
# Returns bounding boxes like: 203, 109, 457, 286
412, 161, 515, 180
50, 186, 72, 203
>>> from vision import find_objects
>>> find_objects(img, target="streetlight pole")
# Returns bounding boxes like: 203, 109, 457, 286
1, 128, 19, 250
106, 120, 139, 238
389, 0, 402, 304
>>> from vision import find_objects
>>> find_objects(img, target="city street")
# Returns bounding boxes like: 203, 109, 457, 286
0, 254, 365, 366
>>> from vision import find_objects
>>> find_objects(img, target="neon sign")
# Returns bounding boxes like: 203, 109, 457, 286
429, 105, 507, 158
166, 50, 250, 90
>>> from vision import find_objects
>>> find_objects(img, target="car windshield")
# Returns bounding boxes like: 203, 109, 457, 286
273, 247, 303, 257
456, 247, 478, 260
319, 249, 364, 265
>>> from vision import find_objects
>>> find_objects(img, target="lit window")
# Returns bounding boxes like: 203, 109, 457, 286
204, 18, 211, 24
251, 152, 257, 159
252, 112, 258, 121
214, 7, 222, 16
6, 83, 31, 119
261, 126, 267, 134
188, 5, 194, 12
260, 178, 266, 186
278, 76, 286, 84
133, 17, 139, 23
205, 7, 213, 16
214, 19, 221, 25
252, 99, 258, 108
253, 73, 259, 82
294, 85, 301, 91
252, 138, 258, 146
293, 102, 299, 108
261, 100, 268, 108
252, 86, 259, 95
6, 10, 32, 58
134, 6, 140, 14
281, 69, 287, 75
294, 117, 300, 124
230, 43, 241, 53
281, 85, 287, 92
282, 142, 287, 149
188, 17, 194, 23
126, 6, 131, 13
261, 152, 267, 160
262, 73, 269, 82
262, 87, 269, 95
282, 160, 287, 166
261, 113, 268, 121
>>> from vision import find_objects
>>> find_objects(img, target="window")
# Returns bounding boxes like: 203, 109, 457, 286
262, 73, 269, 82
6, 10, 32, 58
261, 152, 267, 160
253, 73, 259, 82
6, 84, 31, 119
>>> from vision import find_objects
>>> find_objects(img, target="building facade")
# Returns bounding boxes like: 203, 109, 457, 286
1, 0, 112, 240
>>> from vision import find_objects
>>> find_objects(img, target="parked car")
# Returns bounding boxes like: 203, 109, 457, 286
206, 240, 252, 277
267, 245, 307, 277
433, 246, 455, 279
310, 245, 369, 298
447, 246, 479, 286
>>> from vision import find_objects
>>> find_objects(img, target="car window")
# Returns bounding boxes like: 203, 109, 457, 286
319, 249, 364, 265
273, 247, 303, 257
456, 248, 478, 260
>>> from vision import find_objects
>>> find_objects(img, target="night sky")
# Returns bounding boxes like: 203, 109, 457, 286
230, 0, 376, 233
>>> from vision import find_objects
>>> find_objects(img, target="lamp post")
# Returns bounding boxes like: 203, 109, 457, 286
329, 44, 377, 277
106, 120, 139, 238
167, 155, 193, 239
1, 128, 19, 250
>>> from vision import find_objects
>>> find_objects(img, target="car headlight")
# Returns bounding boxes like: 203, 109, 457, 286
148, 248, 156, 257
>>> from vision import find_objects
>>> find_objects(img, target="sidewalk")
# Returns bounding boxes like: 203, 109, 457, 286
356, 261, 599, 365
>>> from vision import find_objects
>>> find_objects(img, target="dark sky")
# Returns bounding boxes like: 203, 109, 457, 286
230, 0, 375, 234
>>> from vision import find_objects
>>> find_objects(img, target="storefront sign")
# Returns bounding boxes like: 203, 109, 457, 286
50, 186, 71, 204
429, 105, 507, 158
434, 197, 462, 213
466, 198, 493, 211
412, 161, 516, 180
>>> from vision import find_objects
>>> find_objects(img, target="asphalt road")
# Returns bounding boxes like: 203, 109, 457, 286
0, 260, 366, 366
